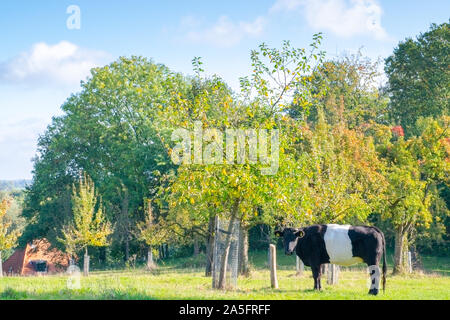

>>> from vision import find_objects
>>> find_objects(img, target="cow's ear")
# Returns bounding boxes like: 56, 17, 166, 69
274, 230, 283, 237
295, 229, 305, 238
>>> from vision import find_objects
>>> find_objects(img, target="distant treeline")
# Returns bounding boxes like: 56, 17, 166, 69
0, 180, 31, 191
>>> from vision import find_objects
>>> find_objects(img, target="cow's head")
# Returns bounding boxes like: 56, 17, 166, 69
274, 227, 305, 255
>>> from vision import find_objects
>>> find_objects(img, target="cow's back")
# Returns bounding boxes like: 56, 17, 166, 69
323, 224, 363, 266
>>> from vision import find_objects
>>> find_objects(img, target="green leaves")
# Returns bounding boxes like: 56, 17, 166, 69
192, 57, 204, 78
278, 111, 387, 226
241, 36, 325, 116
157, 36, 330, 238
23, 56, 187, 252
385, 22, 450, 135
374, 116, 449, 231
0, 198, 21, 251
60, 173, 112, 254
137, 199, 167, 247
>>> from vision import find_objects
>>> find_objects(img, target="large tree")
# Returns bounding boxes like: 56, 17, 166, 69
159, 37, 325, 289
23, 56, 187, 262
296, 52, 389, 128
385, 22, 449, 135
279, 110, 387, 227
369, 117, 449, 273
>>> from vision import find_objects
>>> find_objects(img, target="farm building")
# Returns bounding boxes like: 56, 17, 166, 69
2, 239, 70, 276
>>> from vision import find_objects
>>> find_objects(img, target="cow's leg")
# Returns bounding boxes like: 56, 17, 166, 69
312, 265, 321, 291
367, 264, 380, 295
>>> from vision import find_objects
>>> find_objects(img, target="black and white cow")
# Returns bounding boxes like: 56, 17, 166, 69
275, 224, 386, 295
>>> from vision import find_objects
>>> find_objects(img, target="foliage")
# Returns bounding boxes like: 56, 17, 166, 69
136, 199, 168, 247
60, 174, 112, 255
385, 22, 450, 135
367, 116, 449, 272
413, 184, 449, 256
0, 198, 21, 251
22, 56, 187, 258
18, 24, 450, 267
155, 37, 327, 253
281, 112, 386, 226
299, 52, 389, 127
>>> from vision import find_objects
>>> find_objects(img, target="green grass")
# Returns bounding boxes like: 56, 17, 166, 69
0, 250, 449, 300
0, 269, 448, 300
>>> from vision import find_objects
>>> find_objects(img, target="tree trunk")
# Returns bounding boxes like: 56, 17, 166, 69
239, 226, 250, 277
205, 216, 215, 277
296, 256, 304, 276
125, 239, 130, 262
394, 227, 408, 274
159, 245, 164, 260
99, 247, 106, 267
147, 247, 155, 270
83, 247, 90, 277
120, 187, 130, 262
0, 251, 3, 278
193, 239, 200, 256
218, 200, 239, 290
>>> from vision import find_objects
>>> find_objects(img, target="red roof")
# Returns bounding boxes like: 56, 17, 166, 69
2, 239, 70, 276
2, 248, 26, 275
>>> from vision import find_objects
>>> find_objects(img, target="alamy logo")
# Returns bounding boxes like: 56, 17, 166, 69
171, 121, 279, 175
368, 265, 380, 290
66, 265, 81, 290
66, 5, 81, 30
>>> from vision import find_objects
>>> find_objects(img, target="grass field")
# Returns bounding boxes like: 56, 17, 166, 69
1, 251, 449, 300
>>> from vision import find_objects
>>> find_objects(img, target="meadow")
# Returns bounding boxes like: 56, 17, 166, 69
1, 251, 448, 300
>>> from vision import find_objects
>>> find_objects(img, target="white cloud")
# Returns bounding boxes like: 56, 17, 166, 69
183, 15, 266, 47
271, 0, 388, 40
0, 41, 110, 87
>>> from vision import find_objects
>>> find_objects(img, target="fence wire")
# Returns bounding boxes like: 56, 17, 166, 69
212, 216, 240, 289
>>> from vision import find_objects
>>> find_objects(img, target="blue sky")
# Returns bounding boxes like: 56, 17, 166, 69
0, 0, 448, 180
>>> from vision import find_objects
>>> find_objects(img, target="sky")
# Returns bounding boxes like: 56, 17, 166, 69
0, 0, 448, 180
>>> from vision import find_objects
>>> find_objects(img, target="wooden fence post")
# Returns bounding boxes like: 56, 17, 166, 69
83, 253, 89, 277
296, 256, 304, 276
321, 263, 328, 275
327, 264, 339, 285
408, 251, 412, 273
269, 244, 278, 289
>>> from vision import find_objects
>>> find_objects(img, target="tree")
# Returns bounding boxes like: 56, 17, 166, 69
383, 153, 429, 274
276, 109, 387, 228
60, 173, 112, 276
0, 198, 21, 277
23, 56, 187, 263
385, 22, 449, 135
136, 199, 168, 270
159, 36, 325, 289
370, 117, 449, 273
291, 52, 389, 128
